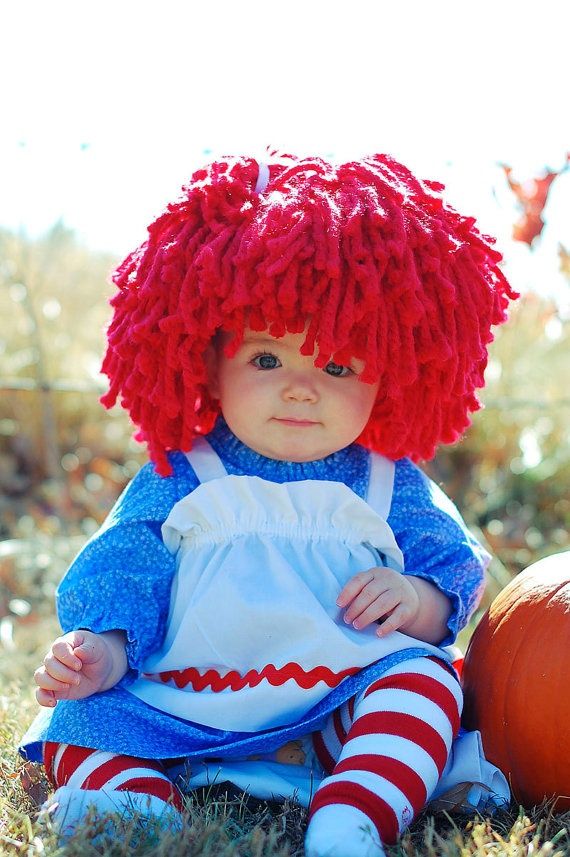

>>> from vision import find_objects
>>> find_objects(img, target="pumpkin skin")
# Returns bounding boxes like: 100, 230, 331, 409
462, 551, 570, 809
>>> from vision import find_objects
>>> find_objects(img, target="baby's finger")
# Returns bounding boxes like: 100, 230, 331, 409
38, 658, 81, 687
350, 591, 399, 629
72, 639, 102, 666
51, 638, 82, 671
43, 653, 81, 683
336, 571, 376, 608
35, 687, 57, 708
376, 604, 410, 637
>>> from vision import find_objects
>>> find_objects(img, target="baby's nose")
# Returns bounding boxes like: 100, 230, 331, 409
282, 374, 319, 402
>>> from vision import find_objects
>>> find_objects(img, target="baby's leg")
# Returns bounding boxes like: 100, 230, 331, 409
43, 742, 184, 837
305, 656, 462, 857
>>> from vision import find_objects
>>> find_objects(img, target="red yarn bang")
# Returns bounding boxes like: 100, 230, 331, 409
101, 154, 518, 474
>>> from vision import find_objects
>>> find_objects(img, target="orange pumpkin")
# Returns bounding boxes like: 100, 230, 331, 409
462, 551, 570, 809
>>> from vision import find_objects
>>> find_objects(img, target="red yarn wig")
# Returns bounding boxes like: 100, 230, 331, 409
101, 153, 517, 475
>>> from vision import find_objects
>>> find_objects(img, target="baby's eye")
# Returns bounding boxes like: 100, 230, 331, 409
324, 362, 352, 377
251, 353, 281, 370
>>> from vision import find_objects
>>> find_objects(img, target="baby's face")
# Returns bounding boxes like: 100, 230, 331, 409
208, 328, 379, 462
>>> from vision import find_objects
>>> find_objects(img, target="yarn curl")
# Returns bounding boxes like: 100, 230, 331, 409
101, 153, 518, 475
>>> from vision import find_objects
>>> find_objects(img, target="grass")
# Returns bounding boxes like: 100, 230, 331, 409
1, 538, 569, 855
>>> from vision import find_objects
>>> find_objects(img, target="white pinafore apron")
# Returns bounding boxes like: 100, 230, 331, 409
127, 440, 510, 811
128, 439, 448, 732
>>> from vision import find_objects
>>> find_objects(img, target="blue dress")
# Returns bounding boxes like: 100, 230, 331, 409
20, 419, 488, 763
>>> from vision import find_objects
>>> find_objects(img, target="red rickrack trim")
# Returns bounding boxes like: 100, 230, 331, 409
144, 662, 360, 692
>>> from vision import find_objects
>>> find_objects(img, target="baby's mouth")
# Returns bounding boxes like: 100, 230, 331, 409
273, 417, 319, 427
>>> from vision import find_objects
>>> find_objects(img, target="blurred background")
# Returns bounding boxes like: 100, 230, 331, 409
0, 0, 568, 645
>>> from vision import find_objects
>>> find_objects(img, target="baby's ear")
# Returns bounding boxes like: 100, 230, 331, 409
204, 343, 220, 399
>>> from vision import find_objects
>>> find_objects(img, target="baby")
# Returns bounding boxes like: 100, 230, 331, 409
22, 153, 516, 856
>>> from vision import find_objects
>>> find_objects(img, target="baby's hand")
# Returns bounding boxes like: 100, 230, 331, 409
34, 630, 116, 707
337, 567, 420, 637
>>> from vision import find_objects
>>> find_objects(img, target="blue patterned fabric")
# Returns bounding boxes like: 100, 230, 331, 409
19, 419, 488, 762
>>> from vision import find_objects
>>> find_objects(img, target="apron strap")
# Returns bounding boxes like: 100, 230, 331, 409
185, 437, 228, 482
366, 453, 395, 521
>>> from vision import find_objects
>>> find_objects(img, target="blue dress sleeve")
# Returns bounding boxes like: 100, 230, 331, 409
56, 452, 199, 673
387, 459, 490, 645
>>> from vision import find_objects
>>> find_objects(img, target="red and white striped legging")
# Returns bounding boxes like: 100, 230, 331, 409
43, 742, 185, 814
310, 655, 462, 845
44, 654, 460, 845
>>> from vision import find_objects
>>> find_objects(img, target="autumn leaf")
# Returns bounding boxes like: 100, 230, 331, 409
501, 155, 570, 247
18, 761, 50, 807
427, 780, 481, 813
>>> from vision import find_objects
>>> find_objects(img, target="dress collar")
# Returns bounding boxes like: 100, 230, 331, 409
206, 417, 369, 490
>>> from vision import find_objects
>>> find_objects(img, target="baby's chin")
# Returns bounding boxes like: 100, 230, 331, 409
224, 419, 352, 462
246, 441, 345, 463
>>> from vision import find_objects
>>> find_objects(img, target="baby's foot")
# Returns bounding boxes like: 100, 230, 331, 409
40, 785, 183, 842
305, 804, 385, 857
